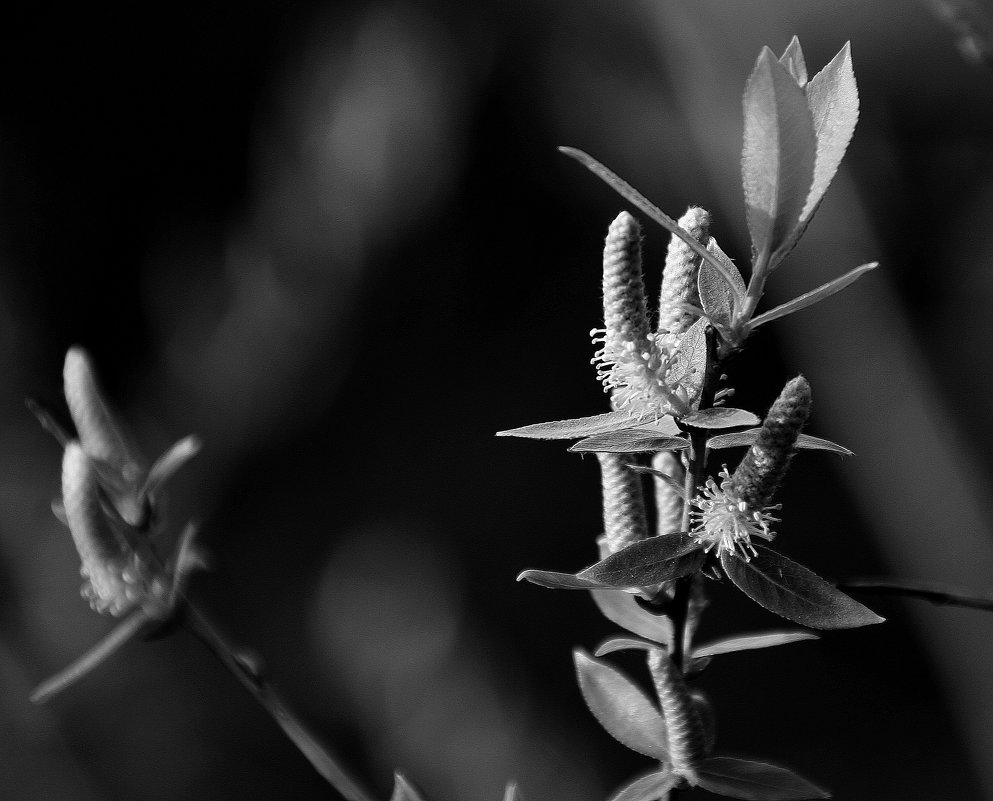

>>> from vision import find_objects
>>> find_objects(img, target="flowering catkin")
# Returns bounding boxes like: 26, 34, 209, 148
732, 376, 812, 510
658, 207, 711, 336
648, 647, 707, 781
593, 212, 692, 417
652, 451, 685, 537
597, 453, 648, 553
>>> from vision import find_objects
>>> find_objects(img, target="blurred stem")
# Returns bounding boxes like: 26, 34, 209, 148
184, 603, 378, 801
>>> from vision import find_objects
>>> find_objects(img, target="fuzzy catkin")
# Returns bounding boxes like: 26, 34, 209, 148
597, 452, 649, 553
648, 648, 707, 780
64, 347, 139, 477
732, 376, 812, 510
652, 451, 685, 536
62, 442, 148, 617
601, 211, 651, 352
658, 207, 711, 335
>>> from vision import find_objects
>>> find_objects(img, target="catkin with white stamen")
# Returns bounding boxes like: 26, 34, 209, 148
597, 453, 648, 553
732, 376, 812, 510
652, 451, 685, 537
657, 207, 711, 335
648, 647, 707, 781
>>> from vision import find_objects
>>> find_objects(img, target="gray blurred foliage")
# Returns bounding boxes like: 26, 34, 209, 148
0, 1, 992, 800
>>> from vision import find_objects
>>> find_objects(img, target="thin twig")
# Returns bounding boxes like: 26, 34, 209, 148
184, 604, 379, 801
840, 578, 993, 613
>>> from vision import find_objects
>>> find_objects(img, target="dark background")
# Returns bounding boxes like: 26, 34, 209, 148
1, 1, 992, 799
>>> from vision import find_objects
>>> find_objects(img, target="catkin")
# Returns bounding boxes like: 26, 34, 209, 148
62, 443, 146, 616
732, 376, 811, 510
658, 207, 711, 335
648, 648, 706, 780
597, 453, 648, 553
601, 211, 651, 354
652, 451, 685, 537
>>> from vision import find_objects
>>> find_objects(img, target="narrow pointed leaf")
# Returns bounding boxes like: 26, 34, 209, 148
748, 263, 877, 330
742, 48, 817, 261
143, 435, 201, 501
517, 569, 606, 590
390, 773, 428, 801
698, 238, 746, 328
570, 430, 689, 454
625, 464, 688, 500
779, 37, 808, 86
682, 408, 760, 429
698, 757, 829, 800
707, 429, 852, 456
578, 534, 705, 588
594, 636, 659, 657
558, 147, 743, 296
31, 609, 151, 703
668, 317, 709, 407
721, 547, 884, 629
606, 770, 677, 801
591, 588, 674, 644
497, 410, 652, 440
802, 42, 859, 223
692, 631, 818, 658
574, 649, 669, 760
26, 397, 73, 447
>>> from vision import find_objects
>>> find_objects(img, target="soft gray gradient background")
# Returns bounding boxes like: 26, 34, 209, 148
0, 1, 991, 799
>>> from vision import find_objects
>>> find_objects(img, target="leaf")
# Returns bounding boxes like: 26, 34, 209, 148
558, 147, 741, 298
570, 430, 689, 454
698, 238, 746, 329
697, 757, 829, 800
578, 534, 705, 588
779, 37, 808, 87
591, 588, 674, 645
707, 429, 852, 456
721, 547, 884, 629
594, 636, 659, 657
573, 649, 669, 760
496, 410, 650, 440
692, 631, 818, 659
390, 773, 428, 801
31, 609, 151, 703
606, 770, 676, 801
143, 435, 201, 501
802, 42, 859, 223
682, 408, 760, 430
668, 318, 709, 407
748, 263, 877, 330
625, 464, 687, 500
741, 47, 817, 263
517, 569, 608, 590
